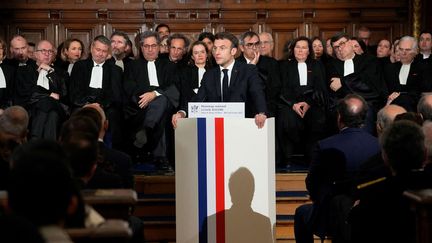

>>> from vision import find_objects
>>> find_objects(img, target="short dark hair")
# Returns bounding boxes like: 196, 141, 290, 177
110, 31, 130, 44
198, 32, 215, 42
381, 120, 425, 174
72, 107, 102, 132
350, 37, 367, 53
331, 32, 350, 47
167, 33, 190, 49
214, 32, 239, 48
92, 35, 111, 47
8, 140, 76, 226
140, 30, 161, 45
289, 36, 314, 60
155, 23, 171, 33
239, 31, 259, 45
337, 94, 368, 128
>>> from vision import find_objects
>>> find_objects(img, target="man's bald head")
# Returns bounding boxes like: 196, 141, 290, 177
418, 94, 432, 121
377, 105, 407, 134
337, 94, 368, 129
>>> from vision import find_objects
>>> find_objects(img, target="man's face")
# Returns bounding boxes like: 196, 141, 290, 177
358, 30, 371, 46
332, 37, 354, 61
419, 33, 432, 53
212, 39, 236, 68
10, 37, 29, 62
91, 40, 110, 64
377, 39, 391, 58
169, 38, 186, 62
35, 41, 55, 65
240, 35, 260, 60
157, 26, 170, 39
398, 39, 416, 64
111, 35, 127, 58
259, 33, 274, 56
141, 36, 160, 61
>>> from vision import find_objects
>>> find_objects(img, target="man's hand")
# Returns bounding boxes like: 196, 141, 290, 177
254, 113, 267, 129
172, 112, 185, 129
292, 102, 310, 118
138, 91, 157, 109
386, 92, 400, 106
330, 77, 342, 92
50, 92, 60, 100
38, 63, 53, 72
249, 51, 260, 65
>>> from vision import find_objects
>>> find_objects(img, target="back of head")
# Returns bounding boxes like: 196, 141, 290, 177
376, 104, 406, 132
0, 106, 29, 139
8, 140, 76, 226
337, 94, 368, 128
417, 94, 432, 121
381, 120, 425, 175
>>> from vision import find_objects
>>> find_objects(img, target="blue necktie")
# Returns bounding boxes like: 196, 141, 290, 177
222, 69, 229, 101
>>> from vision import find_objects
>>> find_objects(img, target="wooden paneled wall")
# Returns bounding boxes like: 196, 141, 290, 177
0, 0, 412, 59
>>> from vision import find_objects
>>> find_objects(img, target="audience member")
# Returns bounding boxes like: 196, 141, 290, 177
165, 33, 190, 66
4, 34, 36, 68
27, 42, 36, 61
417, 30, 431, 60
155, 23, 170, 39
124, 30, 179, 172
54, 38, 84, 75
109, 31, 133, 71
295, 94, 380, 243
376, 39, 392, 58
356, 26, 376, 55
259, 32, 274, 57
350, 37, 367, 55
198, 32, 216, 66
0, 38, 14, 111
418, 93, 432, 121
278, 36, 327, 164
14, 40, 68, 140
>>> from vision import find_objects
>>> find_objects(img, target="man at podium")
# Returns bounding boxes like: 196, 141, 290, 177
172, 32, 268, 128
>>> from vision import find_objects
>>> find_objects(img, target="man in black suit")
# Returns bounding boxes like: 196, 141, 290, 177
383, 36, 427, 111
14, 40, 68, 140
327, 32, 386, 133
294, 94, 381, 243
69, 35, 124, 149
172, 32, 267, 128
124, 30, 179, 172
236, 31, 281, 117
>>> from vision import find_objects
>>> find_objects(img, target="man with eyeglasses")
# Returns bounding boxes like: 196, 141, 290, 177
259, 32, 274, 57
14, 40, 68, 140
382, 35, 428, 112
69, 35, 124, 148
124, 30, 180, 172
236, 31, 281, 117
327, 32, 386, 134
3, 35, 35, 68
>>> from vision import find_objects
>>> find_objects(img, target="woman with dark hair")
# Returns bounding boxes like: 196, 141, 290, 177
198, 32, 216, 66
54, 38, 84, 75
278, 36, 328, 165
311, 36, 332, 65
350, 37, 367, 55
172, 41, 212, 127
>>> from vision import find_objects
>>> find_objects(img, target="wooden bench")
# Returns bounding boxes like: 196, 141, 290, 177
67, 219, 132, 243
404, 189, 432, 243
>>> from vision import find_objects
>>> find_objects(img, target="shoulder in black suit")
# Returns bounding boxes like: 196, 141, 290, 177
193, 61, 268, 117
0, 63, 15, 109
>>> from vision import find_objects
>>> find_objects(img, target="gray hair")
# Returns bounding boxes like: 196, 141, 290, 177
399, 35, 418, 53
140, 31, 161, 45
0, 106, 29, 137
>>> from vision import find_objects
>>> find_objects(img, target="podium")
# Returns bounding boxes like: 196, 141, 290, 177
175, 118, 276, 243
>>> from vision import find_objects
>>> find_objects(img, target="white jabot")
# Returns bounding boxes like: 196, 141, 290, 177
399, 63, 411, 85
298, 62, 308, 86
0, 67, 6, 88
37, 69, 50, 90
115, 59, 124, 71
67, 63, 74, 75
423, 53, 430, 59
147, 61, 159, 87
89, 63, 103, 88
344, 59, 354, 76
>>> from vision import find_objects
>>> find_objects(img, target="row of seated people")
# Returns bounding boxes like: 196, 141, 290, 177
295, 93, 432, 243
0, 104, 144, 242
0, 28, 431, 171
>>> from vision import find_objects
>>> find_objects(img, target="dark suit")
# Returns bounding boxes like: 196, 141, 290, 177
124, 57, 179, 159
382, 59, 427, 111
278, 58, 328, 161
14, 62, 68, 140
193, 61, 268, 117
295, 127, 380, 243
177, 64, 209, 111
70, 58, 125, 149
236, 55, 281, 117
0, 63, 15, 109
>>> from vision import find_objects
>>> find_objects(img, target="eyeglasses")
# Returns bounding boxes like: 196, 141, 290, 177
333, 41, 347, 50
36, 49, 54, 55
244, 41, 261, 49
143, 44, 159, 49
